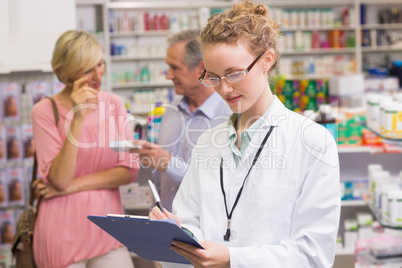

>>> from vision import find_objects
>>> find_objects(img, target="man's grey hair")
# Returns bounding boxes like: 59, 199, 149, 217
167, 29, 202, 70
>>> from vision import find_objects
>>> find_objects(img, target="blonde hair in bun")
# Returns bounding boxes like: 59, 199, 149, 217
199, 0, 281, 77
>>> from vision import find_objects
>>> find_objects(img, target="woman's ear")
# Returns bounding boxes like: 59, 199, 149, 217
262, 50, 275, 72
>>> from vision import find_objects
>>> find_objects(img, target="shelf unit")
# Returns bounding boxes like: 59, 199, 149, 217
281, 26, 356, 31
359, 0, 402, 74
111, 55, 165, 62
362, 122, 402, 147
102, 1, 234, 94
281, 48, 357, 56
338, 146, 384, 154
361, 23, 402, 30
0, 63, 53, 75
362, 46, 402, 53
336, 248, 355, 255
93, 0, 402, 91
266, 0, 362, 79
112, 81, 173, 89
109, 30, 171, 38
341, 200, 367, 206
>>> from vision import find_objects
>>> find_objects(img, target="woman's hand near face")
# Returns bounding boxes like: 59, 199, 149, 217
70, 76, 98, 118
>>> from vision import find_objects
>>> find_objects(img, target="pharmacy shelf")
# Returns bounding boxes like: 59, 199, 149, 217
341, 200, 367, 207
362, 123, 402, 147
112, 81, 173, 89
107, 1, 232, 10
76, 0, 105, 5
281, 26, 355, 31
361, 23, 402, 30
335, 248, 354, 255
281, 48, 356, 56
367, 204, 402, 230
361, 46, 402, 53
111, 55, 165, 62
338, 146, 384, 154
110, 30, 171, 38
0, 63, 53, 74
360, 0, 402, 4
282, 74, 336, 80
267, 0, 355, 7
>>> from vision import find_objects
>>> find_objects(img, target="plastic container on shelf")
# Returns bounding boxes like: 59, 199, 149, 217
198, 7, 210, 28
378, 181, 398, 212
381, 185, 401, 224
368, 164, 383, 183
371, 170, 391, 208
379, 96, 394, 136
387, 190, 402, 227
344, 218, 358, 249
394, 93, 402, 104
383, 102, 402, 139
366, 94, 380, 132
147, 102, 165, 144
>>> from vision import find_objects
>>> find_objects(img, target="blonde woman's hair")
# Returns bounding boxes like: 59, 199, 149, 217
199, 0, 280, 76
51, 30, 102, 87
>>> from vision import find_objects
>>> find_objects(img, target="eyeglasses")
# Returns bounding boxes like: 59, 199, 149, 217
198, 51, 265, 87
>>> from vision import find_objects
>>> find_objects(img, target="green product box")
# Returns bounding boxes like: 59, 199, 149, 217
284, 97, 293, 110
305, 98, 317, 111
337, 121, 349, 146
306, 80, 316, 98
282, 80, 293, 97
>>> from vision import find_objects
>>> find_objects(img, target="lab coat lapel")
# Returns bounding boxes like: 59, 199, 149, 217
216, 122, 237, 173
236, 124, 273, 179
238, 97, 283, 177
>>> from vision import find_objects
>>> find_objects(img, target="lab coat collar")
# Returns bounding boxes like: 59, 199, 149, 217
218, 95, 287, 175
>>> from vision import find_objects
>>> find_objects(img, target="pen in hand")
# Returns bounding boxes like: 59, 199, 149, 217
148, 180, 165, 214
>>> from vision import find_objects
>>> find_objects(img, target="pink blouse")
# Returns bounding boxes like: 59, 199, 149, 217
32, 92, 139, 268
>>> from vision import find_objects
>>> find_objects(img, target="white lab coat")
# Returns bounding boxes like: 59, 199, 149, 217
167, 96, 340, 268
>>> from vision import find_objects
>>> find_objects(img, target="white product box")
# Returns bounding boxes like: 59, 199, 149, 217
329, 74, 365, 96
1, 82, 20, 122
30, 81, 49, 105
365, 77, 399, 92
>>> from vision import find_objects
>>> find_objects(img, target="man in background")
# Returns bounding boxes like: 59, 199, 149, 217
131, 29, 231, 211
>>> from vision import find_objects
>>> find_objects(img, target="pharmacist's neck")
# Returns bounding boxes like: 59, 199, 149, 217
238, 90, 273, 132
187, 89, 214, 113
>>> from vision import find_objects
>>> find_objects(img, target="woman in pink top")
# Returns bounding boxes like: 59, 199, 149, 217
31, 30, 139, 268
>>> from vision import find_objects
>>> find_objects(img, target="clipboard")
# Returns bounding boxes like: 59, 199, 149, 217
87, 215, 203, 264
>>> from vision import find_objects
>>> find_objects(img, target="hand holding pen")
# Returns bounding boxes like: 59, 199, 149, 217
148, 180, 165, 213
148, 180, 181, 226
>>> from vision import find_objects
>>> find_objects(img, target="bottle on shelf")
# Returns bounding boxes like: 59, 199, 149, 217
147, 102, 165, 143
144, 12, 150, 31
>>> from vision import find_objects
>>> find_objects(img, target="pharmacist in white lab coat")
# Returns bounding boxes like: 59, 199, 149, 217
149, 1, 341, 267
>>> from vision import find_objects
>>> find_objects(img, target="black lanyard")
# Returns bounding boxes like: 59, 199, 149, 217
220, 126, 274, 241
